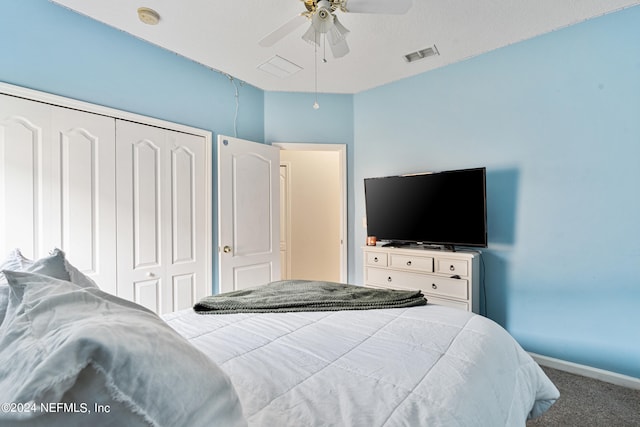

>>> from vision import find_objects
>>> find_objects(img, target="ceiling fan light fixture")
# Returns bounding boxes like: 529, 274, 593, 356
301, 25, 320, 46
332, 16, 350, 39
327, 26, 343, 46
328, 36, 349, 58
326, 17, 350, 57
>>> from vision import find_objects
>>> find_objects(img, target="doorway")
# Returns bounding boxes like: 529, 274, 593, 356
274, 143, 347, 283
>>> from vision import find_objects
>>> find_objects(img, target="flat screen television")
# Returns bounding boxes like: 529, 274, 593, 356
364, 167, 487, 248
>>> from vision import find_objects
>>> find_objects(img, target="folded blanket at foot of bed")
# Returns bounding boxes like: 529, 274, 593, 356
193, 280, 427, 314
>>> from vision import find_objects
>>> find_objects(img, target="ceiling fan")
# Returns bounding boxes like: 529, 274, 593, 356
259, 0, 413, 59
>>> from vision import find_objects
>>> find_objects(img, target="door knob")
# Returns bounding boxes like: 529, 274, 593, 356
223, 245, 232, 253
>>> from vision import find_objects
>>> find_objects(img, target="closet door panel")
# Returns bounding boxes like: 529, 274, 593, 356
132, 138, 162, 268
173, 273, 195, 312
116, 120, 165, 308
54, 107, 116, 293
172, 146, 195, 263
134, 278, 161, 314
167, 130, 206, 312
0, 94, 53, 259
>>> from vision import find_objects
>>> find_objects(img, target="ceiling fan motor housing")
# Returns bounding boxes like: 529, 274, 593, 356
305, 0, 341, 14
312, 0, 335, 33
316, 0, 334, 16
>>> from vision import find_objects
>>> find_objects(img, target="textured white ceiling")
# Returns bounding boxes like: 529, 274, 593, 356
51, 0, 640, 94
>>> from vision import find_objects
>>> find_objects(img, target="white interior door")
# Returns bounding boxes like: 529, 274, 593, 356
218, 135, 280, 293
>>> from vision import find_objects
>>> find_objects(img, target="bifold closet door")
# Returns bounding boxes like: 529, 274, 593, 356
116, 120, 207, 314
0, 94, 117, 293
52, 107, 117, 294
0, 94, 52, 260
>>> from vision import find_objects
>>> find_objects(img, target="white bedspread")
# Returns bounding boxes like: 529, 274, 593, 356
164, 305, 558, 427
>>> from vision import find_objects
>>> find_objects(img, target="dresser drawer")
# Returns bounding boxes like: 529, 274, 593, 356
366, 267, 424, 291
435, 258, 469, 276
366, 268, 468, 301
427, 276, 468, 300
390, 254, 433, 273
365, 252, 388, 267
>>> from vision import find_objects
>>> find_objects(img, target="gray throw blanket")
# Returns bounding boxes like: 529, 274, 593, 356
194, 280, 427, 314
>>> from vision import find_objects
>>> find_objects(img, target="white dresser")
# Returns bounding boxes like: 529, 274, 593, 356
362, 245, 480, 313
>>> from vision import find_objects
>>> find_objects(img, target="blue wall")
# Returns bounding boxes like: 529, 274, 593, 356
264, 91, 353, 145
2, 0, 639, 378
354, 7, 640, 378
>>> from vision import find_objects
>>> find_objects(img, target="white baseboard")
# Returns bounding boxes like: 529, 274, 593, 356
529, 352, 640, 390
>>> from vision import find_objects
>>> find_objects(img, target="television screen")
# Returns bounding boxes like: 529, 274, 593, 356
364, 167, 487, 248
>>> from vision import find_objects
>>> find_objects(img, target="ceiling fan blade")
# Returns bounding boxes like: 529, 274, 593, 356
343, 0, 412, 14
259, 14, 307, 47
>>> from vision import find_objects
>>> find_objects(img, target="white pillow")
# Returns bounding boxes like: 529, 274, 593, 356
0, 249, 29, 328
63, 257, 99, 289
1, 248, 98, 331
0, 288, 8, 329
15, 249, 72, 282
0, 248, 24, 283
0, 271, 247, 427
17, 248, 98, 288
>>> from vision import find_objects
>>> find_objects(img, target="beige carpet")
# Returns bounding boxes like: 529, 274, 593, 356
527, 367, 640, 427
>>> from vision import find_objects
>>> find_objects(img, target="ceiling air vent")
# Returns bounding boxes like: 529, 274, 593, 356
404, 45, 439, 63
258, 55, 302, 78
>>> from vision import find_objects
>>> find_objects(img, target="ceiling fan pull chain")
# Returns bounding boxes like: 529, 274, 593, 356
313, 30, 320, 109
323, 33, 327, 63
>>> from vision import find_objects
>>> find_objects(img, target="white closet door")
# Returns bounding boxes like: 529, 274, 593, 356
0, 94, 53, 259
1, 95, 116, 294
52, 107, 117, 294
116, 120, 207, 314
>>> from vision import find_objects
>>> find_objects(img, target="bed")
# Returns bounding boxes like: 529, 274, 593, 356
1, 249, 559, 427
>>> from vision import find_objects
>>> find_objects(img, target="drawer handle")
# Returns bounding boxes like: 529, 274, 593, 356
374, 257, 378, 262
387, 277, 392, 283
406, 260, 412, 266
432, 283, 437, 289
449, 265, 455, 271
